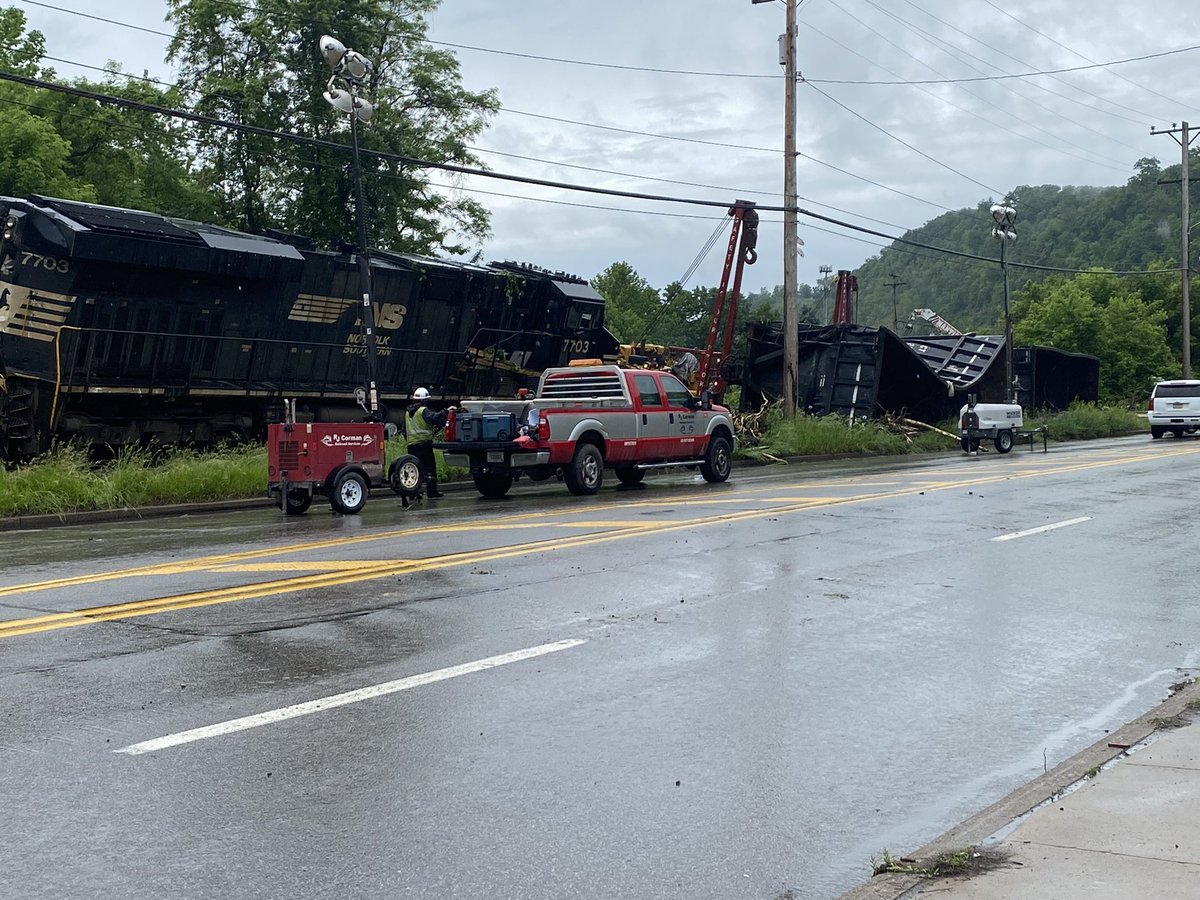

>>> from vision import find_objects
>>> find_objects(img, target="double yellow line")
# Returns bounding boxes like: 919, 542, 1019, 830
3, 444, 1196, 640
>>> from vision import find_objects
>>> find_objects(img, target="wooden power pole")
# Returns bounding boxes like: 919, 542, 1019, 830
1152, 121, 1197, 378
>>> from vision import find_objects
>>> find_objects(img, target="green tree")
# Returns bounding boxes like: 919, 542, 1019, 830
0, 9, 94, 200
1013, 271, 1177, 403
166, 0, 498, 255
32, 70, 217, 220
592, 262, 662, 343
0, 7, 45, 77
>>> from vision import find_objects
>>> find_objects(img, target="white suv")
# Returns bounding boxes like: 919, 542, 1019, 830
1148, 379, 1200, 439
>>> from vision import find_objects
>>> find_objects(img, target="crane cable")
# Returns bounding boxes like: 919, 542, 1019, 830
632, 216, 733, 347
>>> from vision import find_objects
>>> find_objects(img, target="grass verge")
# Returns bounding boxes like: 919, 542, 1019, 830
736, 402, 1146, 460
0, 403, 1149, 518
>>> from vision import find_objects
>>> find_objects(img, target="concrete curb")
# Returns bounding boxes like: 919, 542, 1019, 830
0, 453, 807, 532
836, 676, 1200, 899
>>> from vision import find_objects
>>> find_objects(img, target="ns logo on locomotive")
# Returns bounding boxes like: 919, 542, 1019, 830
0, 195, 618, 461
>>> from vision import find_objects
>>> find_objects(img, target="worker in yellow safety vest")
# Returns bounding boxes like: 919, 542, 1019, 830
404, 387, 451, 498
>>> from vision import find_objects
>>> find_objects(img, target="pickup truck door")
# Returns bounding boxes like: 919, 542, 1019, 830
630, 372, 672, 459
658, 372, 706, 459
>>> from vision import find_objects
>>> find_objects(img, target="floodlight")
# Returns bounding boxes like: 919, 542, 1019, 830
343, 50, 371, 80
320, 35, 347, 70
323, 89, 354, 114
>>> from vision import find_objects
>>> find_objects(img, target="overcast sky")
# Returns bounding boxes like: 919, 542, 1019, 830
16, 0, 1200, 294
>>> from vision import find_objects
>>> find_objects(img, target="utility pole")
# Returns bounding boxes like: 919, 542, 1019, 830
782, 0, 798, 418
885, 273, 906, 332
1151, 121, 1197, 378
752, 0, 798, 415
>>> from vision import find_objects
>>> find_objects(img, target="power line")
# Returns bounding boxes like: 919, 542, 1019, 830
19, 0, 1200, 93
32, 51, 925, 233
805, 82, 1004, 195
0, 70, 1178, 280
16, 0, 172, 38
806, 43, 1200, 86
822, 0, 1142, 168
976, 0, 1200, 116
886, 0, 1156, 128
798, 20, 1131, 175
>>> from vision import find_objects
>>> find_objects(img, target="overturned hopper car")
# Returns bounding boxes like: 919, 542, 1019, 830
0, 196, 617, 459
735, 322, 1098, 422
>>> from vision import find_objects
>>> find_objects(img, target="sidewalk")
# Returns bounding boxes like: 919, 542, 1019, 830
842, 679, 1200, 899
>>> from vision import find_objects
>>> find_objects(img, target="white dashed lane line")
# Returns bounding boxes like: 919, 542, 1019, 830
991, 516, 1093, 542
116, 638, 587, 756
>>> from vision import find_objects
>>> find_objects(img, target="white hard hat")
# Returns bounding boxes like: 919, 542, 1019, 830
412, 387, 430, 400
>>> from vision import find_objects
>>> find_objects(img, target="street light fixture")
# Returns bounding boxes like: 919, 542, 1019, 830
990, 202, 1018, 405
320, 33, 380, 418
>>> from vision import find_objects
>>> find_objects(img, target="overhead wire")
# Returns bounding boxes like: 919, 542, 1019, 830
976, 0, 1200, 115
34, 49, 927, 232
797, 20, 1131, 176
0, 71, 1178, 281
886, 0, 1158, 127
821, 0, 1140, 171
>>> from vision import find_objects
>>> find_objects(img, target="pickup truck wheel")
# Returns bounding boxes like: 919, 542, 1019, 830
700, 434, 732, 483
615, 466, 645, 485
329, 470, 369, 514
961, 437, 980, 452
1172, 428, 1185, 438
994, 430, 1014, 454
1151, 426, 1164, 439
565, 443, 604, 495
473, 473, 513, 498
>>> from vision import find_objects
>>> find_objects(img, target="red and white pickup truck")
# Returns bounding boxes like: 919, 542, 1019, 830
436, 363, 735, 497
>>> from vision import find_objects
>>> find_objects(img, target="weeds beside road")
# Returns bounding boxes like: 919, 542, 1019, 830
0, 404, 1148, 519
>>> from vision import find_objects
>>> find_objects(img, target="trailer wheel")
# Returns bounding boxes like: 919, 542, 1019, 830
278, 488, 312, 515
994, 430, 1015, 454
564, 443, 603, 496
330, 470, 369, 514
473, 473, 513, 498
615, 466, 644, 485
389, 454, 424, 498
700, 434, 732, 483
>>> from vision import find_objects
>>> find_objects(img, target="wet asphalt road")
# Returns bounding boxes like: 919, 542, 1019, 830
3, 435, 1200, 899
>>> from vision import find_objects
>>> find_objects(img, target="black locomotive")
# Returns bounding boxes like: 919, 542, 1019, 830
0, 195, 618, 460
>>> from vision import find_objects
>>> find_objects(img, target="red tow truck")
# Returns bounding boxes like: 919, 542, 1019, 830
436, 363, 735, 498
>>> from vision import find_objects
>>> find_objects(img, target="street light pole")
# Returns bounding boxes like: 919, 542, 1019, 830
885, 273, 906, 332
819, 264, 832, 323
991, 203, 1018, 405
320, 35, 380, 418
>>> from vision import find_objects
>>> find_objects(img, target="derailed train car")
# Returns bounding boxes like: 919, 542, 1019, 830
736, 321, 1098, 422
0, 196, 617, 459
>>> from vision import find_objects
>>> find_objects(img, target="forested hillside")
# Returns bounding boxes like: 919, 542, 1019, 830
852, 155, 1198, 336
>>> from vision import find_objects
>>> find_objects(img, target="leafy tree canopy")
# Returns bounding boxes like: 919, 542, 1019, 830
166, 0, 499, 255
1012, 270, 1178, 403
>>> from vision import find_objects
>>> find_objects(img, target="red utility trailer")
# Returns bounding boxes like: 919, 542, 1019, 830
267, 401, 424, 515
